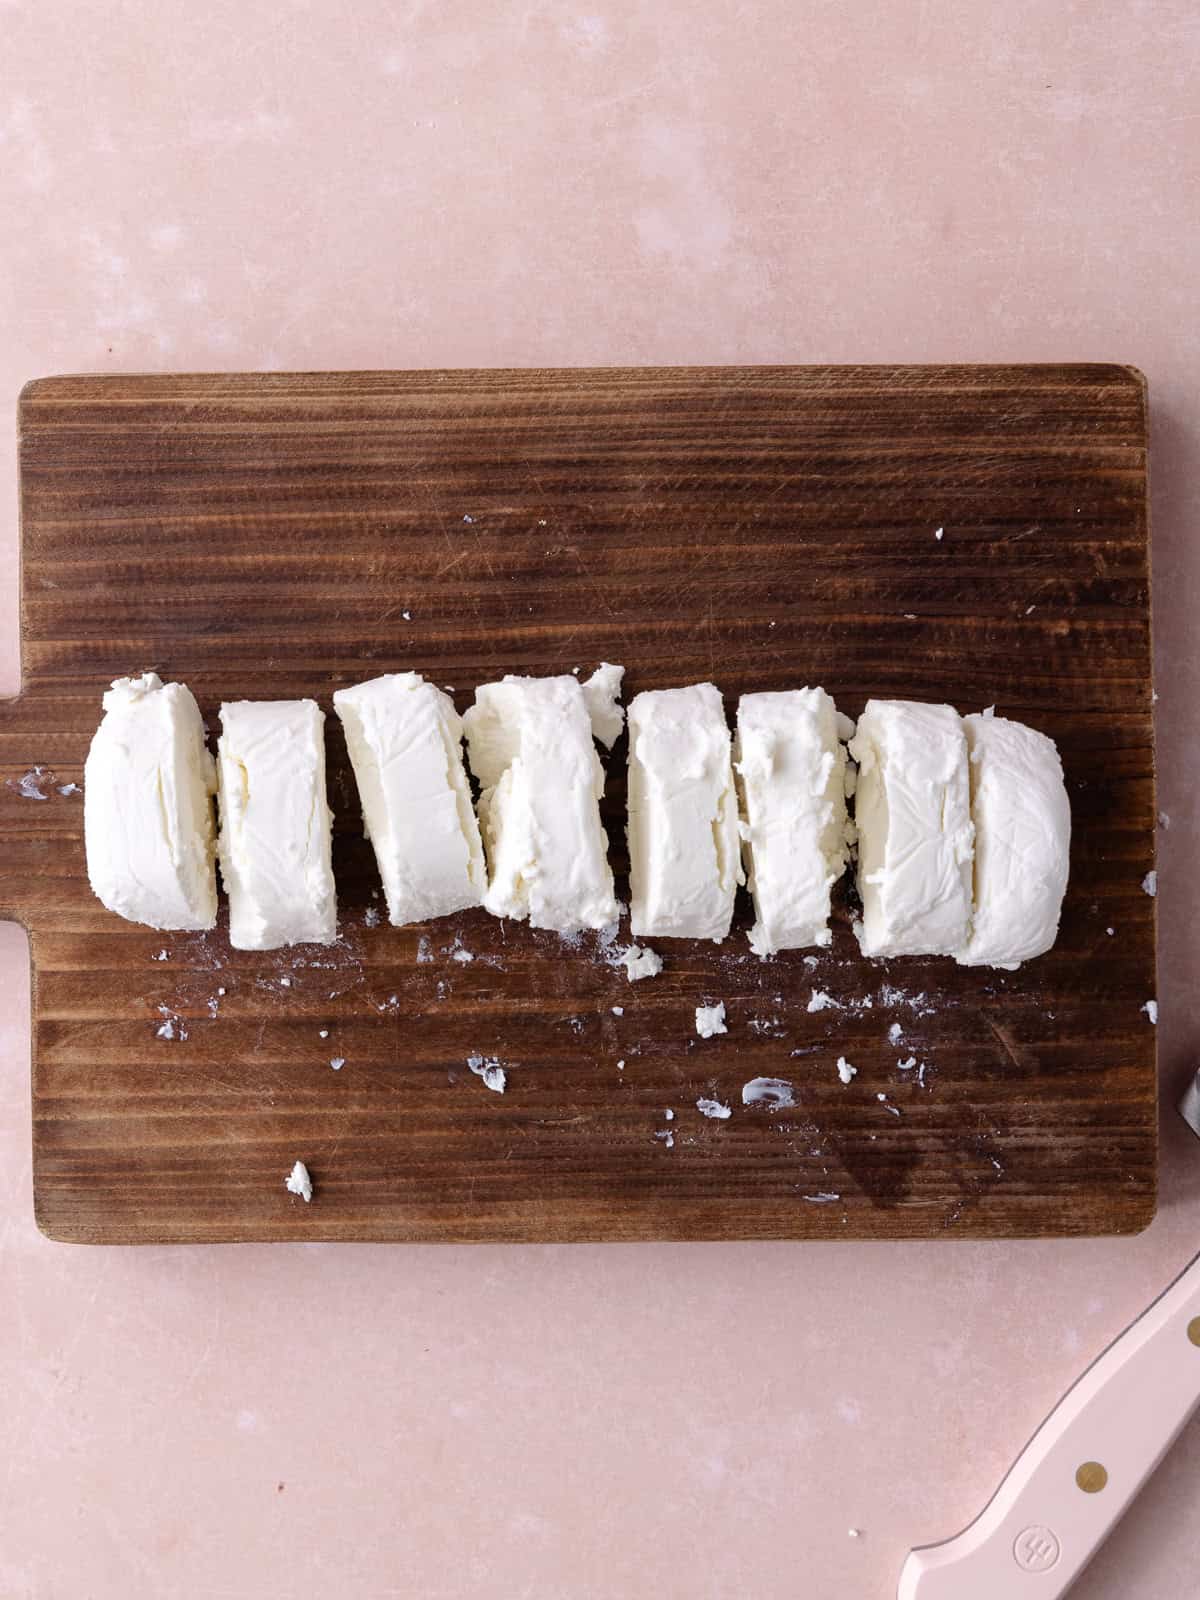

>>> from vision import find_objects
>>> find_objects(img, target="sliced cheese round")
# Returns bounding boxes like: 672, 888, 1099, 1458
627, 682, 741, 942
849, 699, 974, 958
463, 673, 619, 934
334, 673, 485, 926
735, 687, 851, 955
217, 699, 337, 949
955, 711, 1071, 969
84, 673, 217, 931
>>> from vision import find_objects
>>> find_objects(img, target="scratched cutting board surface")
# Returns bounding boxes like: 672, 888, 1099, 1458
2, 365, 1155, 1244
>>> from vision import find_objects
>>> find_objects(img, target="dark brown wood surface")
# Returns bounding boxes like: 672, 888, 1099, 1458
2, 365, 1155, 1244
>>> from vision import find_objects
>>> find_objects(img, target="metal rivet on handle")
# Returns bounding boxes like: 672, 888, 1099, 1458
1076, 1461, 1108, 1493
1188, 1316, 1200, 1348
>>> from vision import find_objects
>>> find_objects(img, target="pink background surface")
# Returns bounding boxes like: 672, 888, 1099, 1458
2, 3, 1198, 1596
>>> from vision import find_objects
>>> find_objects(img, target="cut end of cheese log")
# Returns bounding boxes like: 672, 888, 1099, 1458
463, 673, 619, 934
849, 699, 974, 958
955, 711, 1071, 969
84, 672, 218, 931
217, 699, 337, 950
735, 687, 850, 955
627, 682, 741, 941
334, 673, 485, 926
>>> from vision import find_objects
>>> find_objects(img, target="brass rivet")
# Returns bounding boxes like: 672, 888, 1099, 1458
1188, 1317, 1200, 1348
1076, 1461, 1108, 1494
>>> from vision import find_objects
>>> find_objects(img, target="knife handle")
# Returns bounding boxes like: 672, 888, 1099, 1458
898, 1250, 1200, 1600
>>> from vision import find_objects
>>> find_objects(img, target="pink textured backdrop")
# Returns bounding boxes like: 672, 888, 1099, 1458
2, 3, 1199, 1596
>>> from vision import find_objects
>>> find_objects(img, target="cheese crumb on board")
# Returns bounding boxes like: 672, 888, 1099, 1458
849, 700, 974, 958
836, 1057, 857, 1085
1142, 1000, 1158, 1025
464, 673, 619, 934
467, 1054, 507, 1092
84, 673, 217, 930
735, 688, 851, 955
623, 945, 663, 981
333, 672, 485, 927
1142, 870, 1157, 897
285, 1160, 313, 1202
695, 1002, 727, 1038
741, 1076, 795, 1109
628, 683, 741, 941
954, 712, 1071, 969
696, 1097, 732, 1120
217, 699, 337, 950
808, 989, 839, 1013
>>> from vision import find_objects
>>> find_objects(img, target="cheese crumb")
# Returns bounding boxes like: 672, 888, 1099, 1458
696, 1002, 727, 1039
1142, 1000, 1158, 1025
330, 1056, 345, 1070
897, 1056, 917, 1071
888, 1022, 902, 1043
696, 1097, 732, 1120
623, 945, 663, 981
741, 1076, 795, 1109
467, 1054, 507, 1093
1142, 870, 1157, 897
285, 1160, 313, 1203
612, 1005, 624, 1016
836, 1057, 857, 1085
807, 990, 839, 1013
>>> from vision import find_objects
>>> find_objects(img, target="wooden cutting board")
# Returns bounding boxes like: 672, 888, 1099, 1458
2, 365, 1155, 1244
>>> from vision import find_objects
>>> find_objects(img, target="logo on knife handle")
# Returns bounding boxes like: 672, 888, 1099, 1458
1013, 1525, 1061, 1572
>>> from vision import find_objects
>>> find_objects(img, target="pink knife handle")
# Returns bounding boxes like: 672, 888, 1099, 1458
899, 1251, 1200, 1600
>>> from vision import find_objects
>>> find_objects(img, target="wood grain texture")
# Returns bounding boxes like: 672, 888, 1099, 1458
2, 365, 1155, 1244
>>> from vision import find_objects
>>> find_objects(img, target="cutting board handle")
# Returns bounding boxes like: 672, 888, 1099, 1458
0, 693, 84, 925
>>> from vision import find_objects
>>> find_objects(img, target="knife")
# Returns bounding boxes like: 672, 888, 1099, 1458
898, 1068, 1200, 1599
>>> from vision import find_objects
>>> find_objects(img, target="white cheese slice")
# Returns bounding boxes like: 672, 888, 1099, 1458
463, 673, 619, 933
735, 687, 850, 955
84, 672, 217, 930
849, 699, 974, 957
954, 711, 1071, 968
217, 699, 337, 949
333, 673, 485, 926
627, 682, 741, 941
